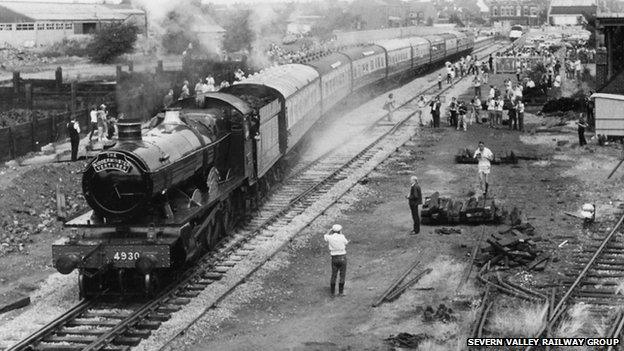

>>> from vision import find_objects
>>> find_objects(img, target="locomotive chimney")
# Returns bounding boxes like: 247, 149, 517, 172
117, 122, 143, 141
163, 108, 183, 125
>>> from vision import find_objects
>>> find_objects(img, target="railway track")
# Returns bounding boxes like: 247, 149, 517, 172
517, 212, 624, 350
8, 42, 504, 351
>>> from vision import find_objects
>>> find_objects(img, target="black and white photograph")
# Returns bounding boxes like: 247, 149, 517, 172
0, 0, 621, 349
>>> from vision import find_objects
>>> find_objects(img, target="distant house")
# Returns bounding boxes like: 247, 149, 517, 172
190, 13, 225, 54
348, 0, 436, 30
488, 0, 544, 26
548, 0, 597, 26
0, 1, 146, 47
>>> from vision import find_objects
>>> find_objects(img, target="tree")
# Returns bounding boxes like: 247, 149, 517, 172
310, 9, 355, 40
86, 22, 139, 63
222, 10, 255, 53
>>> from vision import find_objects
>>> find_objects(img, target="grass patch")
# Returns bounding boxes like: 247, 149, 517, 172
489, 302, 548, 337
554, 303, 596, 338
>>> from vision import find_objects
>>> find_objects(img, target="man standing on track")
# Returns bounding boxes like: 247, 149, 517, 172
323, 224, 348, 297
407, 176, 422, 234
474, 141, 494, 197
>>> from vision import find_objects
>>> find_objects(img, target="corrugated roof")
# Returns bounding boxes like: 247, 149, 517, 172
0, 2, 140, 22
407, 36, 430, 47
239, 64, 319, 99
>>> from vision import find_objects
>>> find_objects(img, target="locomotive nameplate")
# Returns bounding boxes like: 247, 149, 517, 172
93, 153, 132, 173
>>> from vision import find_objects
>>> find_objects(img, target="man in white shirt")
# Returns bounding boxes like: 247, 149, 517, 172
473, 141, 494, 196
324, 224, 348, 297
88, 106, 98, 142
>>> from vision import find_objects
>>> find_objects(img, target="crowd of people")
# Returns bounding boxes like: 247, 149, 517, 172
163, 69, 246, 109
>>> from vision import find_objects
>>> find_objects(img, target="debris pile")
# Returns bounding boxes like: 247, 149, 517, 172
422, 304, 456, 323
421, 192, 506, 225
476, 223, 548, 271
455, 149, 518, 165
0, 162, 88, 255
385, 332, 430, 349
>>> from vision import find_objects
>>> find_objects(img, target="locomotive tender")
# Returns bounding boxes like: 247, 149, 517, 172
53, 32, 478, 297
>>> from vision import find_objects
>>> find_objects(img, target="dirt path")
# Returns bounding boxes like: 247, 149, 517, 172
164, 74, 624, 350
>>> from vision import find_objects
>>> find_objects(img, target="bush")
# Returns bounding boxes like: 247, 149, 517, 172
86, 22, 139, 63
42, 38, 89, 58
541, 96, 586, 114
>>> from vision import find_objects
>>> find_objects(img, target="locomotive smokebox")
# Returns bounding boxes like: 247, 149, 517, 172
117, 122, 143, 141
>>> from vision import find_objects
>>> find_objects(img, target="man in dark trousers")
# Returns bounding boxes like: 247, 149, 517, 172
430, 96, 441, 128
577, 114, 588, 146
407, 176, 422, 234
323, 224, 348, 297
66, 116, 81, 161
488, 54, 494, 72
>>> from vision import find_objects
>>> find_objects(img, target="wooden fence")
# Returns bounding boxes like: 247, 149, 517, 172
0, 108, 93, 162
0, 67, 116, 162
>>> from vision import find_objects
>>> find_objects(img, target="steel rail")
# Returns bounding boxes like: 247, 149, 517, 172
526, 212, 624, 351
8, 299, 95, 351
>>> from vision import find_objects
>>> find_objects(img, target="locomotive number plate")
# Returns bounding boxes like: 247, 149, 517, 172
93, 153, 132, 173
113, 251, 140, 261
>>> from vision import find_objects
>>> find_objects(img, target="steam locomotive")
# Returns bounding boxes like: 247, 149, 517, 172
53, 32, 484, 297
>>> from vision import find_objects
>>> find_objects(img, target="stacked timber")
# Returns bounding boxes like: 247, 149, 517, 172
421, 192, 504, 225
476, 223, 548, 271
455, 148, 518, 165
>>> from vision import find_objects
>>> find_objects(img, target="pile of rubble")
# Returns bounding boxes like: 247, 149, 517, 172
455, 148, 518, 165
0, 162, 88, 255
476, 223, 548, 271
0, 46, 58, 71
0, 109, 67, 128
421, 192, 507, 225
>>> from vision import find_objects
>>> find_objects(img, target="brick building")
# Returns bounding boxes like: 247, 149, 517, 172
348, 0, 436, 30
488, 0, 544, 26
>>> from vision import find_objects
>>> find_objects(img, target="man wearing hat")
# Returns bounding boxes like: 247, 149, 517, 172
407, 176, 422, 234
323, 224, 348, 297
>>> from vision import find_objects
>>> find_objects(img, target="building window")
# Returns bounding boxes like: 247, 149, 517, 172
517, 6, 521, 16
46, 23, 55, 30
0, 23, 13, 31
65, 22, 73, 30
16, 23, 35, 31
37, 23, 44, 30
55, 22, 64, 30
530, 7, 538, 16
493, 7, 498, 16
524, 6, 529, 16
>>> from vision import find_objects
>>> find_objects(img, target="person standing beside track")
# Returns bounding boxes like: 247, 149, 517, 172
88, 105, 98, 142
67, 116, 81, 162
323, 224, 348, 297
449, 97, 458, 128
474, 141, 494, 197
416, 95, 426, 126
430, 96, 441, 128
384, 93, 396, 122
407, 176, 422, 234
